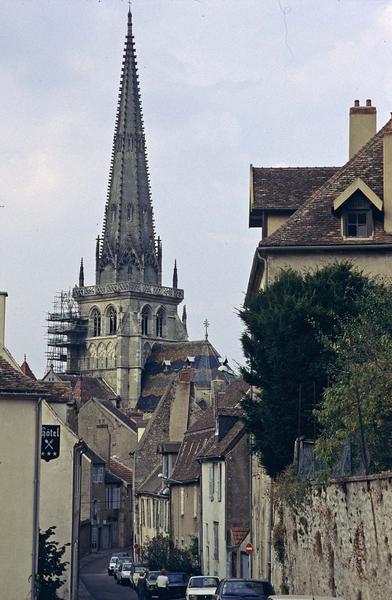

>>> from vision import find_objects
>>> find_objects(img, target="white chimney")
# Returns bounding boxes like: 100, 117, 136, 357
383, 122, 392, 233
0, 292, 8, 347
349, 99, 377, 160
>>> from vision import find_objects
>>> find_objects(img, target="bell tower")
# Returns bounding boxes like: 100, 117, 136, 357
70, 9, 187, 408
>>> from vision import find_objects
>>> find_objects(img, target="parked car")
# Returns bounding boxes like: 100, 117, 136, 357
146, 570, 161, 597
113, 556, 131, 582
117, 561, 134, 585
131, 563, 149, 589
167, 572, 189, 599
108, 555, 119, 576
186, 576, 220, 599
214, 579, 274, 600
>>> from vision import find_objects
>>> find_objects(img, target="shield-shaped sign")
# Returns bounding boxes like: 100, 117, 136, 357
41, 425, 61, 462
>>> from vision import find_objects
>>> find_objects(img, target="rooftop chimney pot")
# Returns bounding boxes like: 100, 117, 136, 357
354, 99, 360, 107
366, 99, 372, 107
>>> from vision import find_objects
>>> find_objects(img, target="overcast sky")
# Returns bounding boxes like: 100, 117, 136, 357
2, 0, 392, 377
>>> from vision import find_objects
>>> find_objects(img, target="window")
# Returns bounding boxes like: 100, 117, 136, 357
92, 465, 104, 483
213, 522, 219, 560
344, 211, 372, 237
141, 306, 151, 335
106, 485, 121, 509
193, 487, 198, 518
209, 463, 215, 500
180, 487, 185, 516
156, 308, 164, 337
92, 309, 101, 337
217, 463, 222, 502
141, 499, 145, 526
108, 307, 117, 335
127, 203, 133, 221
147, 498, 151, 528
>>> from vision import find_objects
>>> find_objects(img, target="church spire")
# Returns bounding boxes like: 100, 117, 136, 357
172, 260, 178, 289
97, 9, 158, 286
79, 258, 84, 287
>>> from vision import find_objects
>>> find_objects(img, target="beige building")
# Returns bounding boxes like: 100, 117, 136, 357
246, 99, 392, 583
40, 401, 84, 600
247, 100, 392, 301
0, 354, 44, 600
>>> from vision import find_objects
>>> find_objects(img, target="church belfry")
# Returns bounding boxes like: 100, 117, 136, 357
54, 9, 188, 408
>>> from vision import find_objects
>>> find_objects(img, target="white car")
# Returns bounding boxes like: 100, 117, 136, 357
186, 576, 220, 599
108, 555, 119, 576
117, 561, 134, 585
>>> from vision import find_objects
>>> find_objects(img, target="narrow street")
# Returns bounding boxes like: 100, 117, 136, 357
80, 551, 138, 600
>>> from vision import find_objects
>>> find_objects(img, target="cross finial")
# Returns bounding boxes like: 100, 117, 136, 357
128, 0, 131, 11
203, 318, 210, 341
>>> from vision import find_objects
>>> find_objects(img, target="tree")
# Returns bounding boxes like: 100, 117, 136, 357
36, 527, 68, 599
315, 288, 392, 475
240, 262, 373, 477
142, 534, 199, 575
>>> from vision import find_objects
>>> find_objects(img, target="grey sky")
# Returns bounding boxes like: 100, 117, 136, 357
1, 0, 392, 376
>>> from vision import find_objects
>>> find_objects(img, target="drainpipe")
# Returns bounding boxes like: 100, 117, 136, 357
72, 441, 86, 600
267, 478, 273, 584
32, 398, 42, 599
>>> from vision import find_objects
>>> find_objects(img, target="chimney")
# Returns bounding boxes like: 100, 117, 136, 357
0, 292, 8, 347
349, 99, 377, 160
383, 118, 392, 232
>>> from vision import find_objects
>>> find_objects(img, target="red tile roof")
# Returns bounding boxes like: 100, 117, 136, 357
20, 358, 36, 380
230, 527, 249, 546
0, 357, 49, 395
109, 457, 133, 484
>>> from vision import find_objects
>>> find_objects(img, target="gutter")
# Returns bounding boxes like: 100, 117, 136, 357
260, 242, 392, 253
245, 249, 268, 306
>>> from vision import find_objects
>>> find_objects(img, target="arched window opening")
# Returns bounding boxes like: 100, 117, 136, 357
108, 307, 117, 335
92, 310, 101, 337
156, 308, 165, 338
141, 306, 151, 336
127, 204, 133, 221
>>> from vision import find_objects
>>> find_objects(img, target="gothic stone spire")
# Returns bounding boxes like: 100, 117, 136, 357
97, 10, 159, 286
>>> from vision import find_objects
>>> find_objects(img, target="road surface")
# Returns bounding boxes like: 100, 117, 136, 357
80, 551, 138, 600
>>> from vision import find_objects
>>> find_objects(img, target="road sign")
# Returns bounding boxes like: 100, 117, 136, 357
245, 543, 253, 555
41, 425, 61, 462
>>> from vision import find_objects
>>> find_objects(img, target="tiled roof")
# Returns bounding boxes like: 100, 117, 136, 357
252, 166, 339, 212
262, 119, 392, 248
100, 401, 137, 432
230, 527, 249, 546
138, 340, 235, 413
0, 357, 49, 395
198, 420, 245, 460
172, 379, 249, 481
43, 382, 73, 403
75, 376, 116, 402
109, 457, 133, 484
171, 428, 214, 482
20, 359, 36, 380
137, 464, 164, 495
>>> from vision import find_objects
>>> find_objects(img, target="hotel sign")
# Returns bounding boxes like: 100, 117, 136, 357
41, 425, 61, 462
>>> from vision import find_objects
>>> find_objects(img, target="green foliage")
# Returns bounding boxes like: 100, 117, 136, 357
142, 534, 200, 575
315, 287, 392, 475
36, 527, 68, 599
274, 466, 311, 514
240, 262, 371, 477
272, 521, 286, 564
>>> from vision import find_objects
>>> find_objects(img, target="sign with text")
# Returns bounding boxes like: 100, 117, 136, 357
41, 425, 61, 462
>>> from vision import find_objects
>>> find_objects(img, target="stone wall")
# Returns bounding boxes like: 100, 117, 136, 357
272, 472, 392, 599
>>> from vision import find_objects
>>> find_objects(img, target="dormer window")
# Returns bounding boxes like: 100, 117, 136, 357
333, 178, 382, 241
342, 192, 373, 238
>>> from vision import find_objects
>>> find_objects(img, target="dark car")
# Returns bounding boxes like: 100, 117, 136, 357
146, 571, 161, 597
213, 579, 274, 600
168, 573, 189, 599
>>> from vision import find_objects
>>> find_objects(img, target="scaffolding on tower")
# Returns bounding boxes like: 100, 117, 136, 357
46, 290, 87, 373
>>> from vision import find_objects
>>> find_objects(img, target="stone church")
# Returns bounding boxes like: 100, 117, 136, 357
47, 11, 190, 408
46, 10, 234, 413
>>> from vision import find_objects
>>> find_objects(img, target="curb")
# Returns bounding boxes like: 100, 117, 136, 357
78, 578, 94, 600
